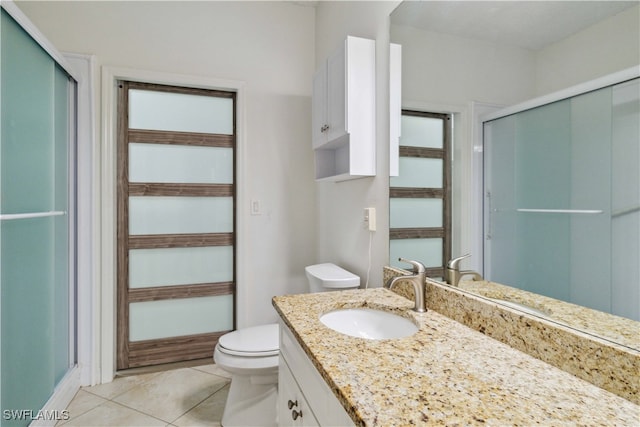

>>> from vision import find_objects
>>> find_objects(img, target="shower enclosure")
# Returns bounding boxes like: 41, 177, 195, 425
1, 6, 77, 424
483, 75, 639, 321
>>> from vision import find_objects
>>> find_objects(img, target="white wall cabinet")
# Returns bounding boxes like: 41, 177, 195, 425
312, 36, 375, 182
278, 320, 355, 427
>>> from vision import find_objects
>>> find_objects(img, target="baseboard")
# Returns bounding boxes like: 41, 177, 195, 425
29, 367, 80, 427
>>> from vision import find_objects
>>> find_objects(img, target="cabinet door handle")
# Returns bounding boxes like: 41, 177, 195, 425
288, 399, 298, 410
292, 409, 303, 420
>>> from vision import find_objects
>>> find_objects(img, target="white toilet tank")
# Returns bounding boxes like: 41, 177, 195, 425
305, 263, 360, 293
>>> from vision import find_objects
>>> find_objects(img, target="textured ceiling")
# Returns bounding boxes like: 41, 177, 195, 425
391, 1, 638, 50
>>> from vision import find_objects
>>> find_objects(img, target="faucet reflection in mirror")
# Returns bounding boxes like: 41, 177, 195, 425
445, 254, 483, 286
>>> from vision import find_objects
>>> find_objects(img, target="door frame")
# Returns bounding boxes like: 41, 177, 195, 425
100, 66, 246, 383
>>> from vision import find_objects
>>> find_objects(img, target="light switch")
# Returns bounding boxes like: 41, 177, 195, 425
251, 199, 261, 215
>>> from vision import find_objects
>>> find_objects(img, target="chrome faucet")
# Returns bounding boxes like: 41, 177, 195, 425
445, 254, 483, 286
386, 258, 427, 313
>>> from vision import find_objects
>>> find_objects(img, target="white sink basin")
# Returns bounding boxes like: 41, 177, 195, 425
320, 308, 419, 340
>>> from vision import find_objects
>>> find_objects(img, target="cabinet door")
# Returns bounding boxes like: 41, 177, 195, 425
279, 357, 319, 427
312, 64, 327, 149
326, 40, 347, 143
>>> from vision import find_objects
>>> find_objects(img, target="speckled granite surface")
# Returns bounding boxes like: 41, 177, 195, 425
272, 288, 640, 426
457, 279, 640, 350
383, 267, 640, 404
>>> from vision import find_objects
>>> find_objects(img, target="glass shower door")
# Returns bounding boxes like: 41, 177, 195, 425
484, 80, 639, 320
1, 9, 75, 425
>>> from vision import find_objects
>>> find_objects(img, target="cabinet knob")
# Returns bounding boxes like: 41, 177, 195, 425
292, 409, 303, 420
287, 399, 298, 410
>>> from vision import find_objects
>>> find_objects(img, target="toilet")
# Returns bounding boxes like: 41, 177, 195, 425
213, 263, 360, 427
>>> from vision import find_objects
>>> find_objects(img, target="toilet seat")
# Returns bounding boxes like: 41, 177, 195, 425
217, 323, 279, 357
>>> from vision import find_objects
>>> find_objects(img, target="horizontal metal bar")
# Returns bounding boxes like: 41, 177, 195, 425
517, 209, 603, 214
612, 205, 640, 218
0, 211, 66, 221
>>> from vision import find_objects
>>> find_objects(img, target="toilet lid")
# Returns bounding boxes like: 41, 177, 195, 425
218, 323, 279, 357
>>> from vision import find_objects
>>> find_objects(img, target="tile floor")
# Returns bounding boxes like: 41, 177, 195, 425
59, 364, 232, 426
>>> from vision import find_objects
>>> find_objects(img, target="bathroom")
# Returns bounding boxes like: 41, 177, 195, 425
1, 0, 638, 425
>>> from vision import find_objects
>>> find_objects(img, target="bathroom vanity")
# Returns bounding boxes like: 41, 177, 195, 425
273, 287, 639, 426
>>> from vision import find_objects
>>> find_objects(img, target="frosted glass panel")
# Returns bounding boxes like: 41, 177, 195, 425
390, 158, 443, 188
129, 89, 233, 134
129, 295, 234, 341
53, 64, 71, 384
129, 196, 233, 235
390, 198, 442, 228
390, 238, 442, 269
484, 82, 640, 321
130, 246, 233, 288
129, 143, 233, 184
1, 9, 74, 422
400, 115, 443, 148
611, 78, 640, 321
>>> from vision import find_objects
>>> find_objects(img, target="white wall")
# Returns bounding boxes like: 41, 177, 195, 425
535, 5, 640, 96
15, 1, 317, 328
314, 1, 399, 287
390, 24, 538, 265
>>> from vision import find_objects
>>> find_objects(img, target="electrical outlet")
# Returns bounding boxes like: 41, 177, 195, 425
364, 207, 376, 231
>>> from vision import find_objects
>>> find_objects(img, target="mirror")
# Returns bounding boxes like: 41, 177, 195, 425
390, 1, 639, 351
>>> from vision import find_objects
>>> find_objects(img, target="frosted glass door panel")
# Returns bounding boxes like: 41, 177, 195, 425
129, 143, 233, 184
1, 17, 54, 214
611, 78, 640, 321
53, 64, 71, 384
568, 88, 611, 311
129, 89, 233, 134
129, 295, 234, 341
1, 9, 74, 422
390, 198, 442, 228
483, 83, 637, 319
390, 158, 443, 188
400, 115, 443, 148
129, 196, 233, 235
514, 99, 572, 301
1, 219, 55, 421
130, 246, 233, 288
390, 238, 442, 269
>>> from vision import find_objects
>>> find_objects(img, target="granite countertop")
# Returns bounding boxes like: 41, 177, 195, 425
457, 279, 640, 350
272, 288, 639, 426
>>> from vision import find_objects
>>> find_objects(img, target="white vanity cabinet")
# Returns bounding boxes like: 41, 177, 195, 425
278, 320, 355, 427
312, 36, 375, 182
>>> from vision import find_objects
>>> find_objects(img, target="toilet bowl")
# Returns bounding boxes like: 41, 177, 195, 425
213, 323, 279, 427
214, 263, 360, 426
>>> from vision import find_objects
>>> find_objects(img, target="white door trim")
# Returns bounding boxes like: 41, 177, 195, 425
100, 66, 247, 383
63, 52, 100, 388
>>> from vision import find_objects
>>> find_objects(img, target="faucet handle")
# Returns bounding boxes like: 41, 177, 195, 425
447, 254, 471, 270
398, 258, 426, 274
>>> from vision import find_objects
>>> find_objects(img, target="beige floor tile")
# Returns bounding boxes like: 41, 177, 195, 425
113, 367, 229, 423
172, 384, 229, 427
62, 401, 166, 426
83, 371, 161, 400
58, 390, 108, 424
191, 363, 232, 379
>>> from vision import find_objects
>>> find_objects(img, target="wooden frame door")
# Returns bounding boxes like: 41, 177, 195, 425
117, 81, 236, 369
389, 110, 452, 278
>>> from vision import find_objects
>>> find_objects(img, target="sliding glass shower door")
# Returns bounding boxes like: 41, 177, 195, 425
484, 78, 639, 321
1, 9, 76, 425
